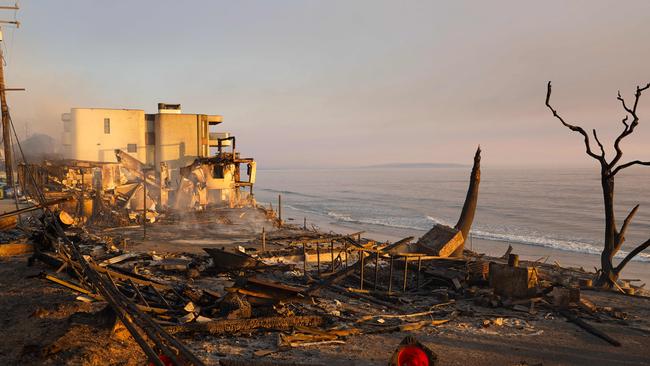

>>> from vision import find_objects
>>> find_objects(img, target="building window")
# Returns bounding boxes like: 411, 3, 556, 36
146, 132, 155, 145
127, 144, 137, 153
104, 118, 110, 134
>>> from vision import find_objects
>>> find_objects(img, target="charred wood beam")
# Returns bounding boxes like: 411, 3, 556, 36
166, 315, 324, 336
560, 309, 621, 347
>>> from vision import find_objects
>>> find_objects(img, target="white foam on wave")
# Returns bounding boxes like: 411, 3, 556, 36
470, 229, 650, 262
278, 203, 650, 263
326, 211, 427, 231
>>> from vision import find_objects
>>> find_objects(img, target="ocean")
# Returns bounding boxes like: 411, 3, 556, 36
254, 166, 650, 283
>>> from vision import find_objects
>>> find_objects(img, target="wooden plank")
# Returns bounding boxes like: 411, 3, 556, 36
416, 224, 464, 257
0, 242, 33, 256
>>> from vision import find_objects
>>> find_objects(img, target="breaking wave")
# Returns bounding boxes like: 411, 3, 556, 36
325, 211, 427, 231
266, 197, 650, 262
285, 205, 650, 263
258, 188, 322, 199
470, 230, 650, 262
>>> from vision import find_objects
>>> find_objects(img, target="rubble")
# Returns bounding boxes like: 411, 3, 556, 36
2, 144, 649, 365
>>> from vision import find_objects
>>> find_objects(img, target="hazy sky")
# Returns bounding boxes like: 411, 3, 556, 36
5, 1, 650, 168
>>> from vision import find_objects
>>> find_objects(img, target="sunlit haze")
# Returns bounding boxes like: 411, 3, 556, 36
6, 0, 650, 168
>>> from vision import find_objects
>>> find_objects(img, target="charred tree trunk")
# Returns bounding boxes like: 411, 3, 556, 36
546, 81, 650, 288
598, 172, 618, 286
452, 146, 481, 257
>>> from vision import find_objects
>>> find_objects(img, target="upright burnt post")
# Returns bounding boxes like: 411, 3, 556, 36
451, 146, 481, 257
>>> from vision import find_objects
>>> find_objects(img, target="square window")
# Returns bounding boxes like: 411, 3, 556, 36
127, 143, 137, 153
104, 118, 110, 134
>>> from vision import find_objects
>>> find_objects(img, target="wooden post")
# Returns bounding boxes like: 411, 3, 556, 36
330, 240, 334, 272
79, 169, 85, 218
508, 254, 519, 267
261, 227, 266, 252
388, 255, 394, 294
143, 181, 147, 240
302, 243, 307, 278
304, 217, 307, 230
374, 250, 379, 290
278, 194, 282, 226
402, 257, 408, 292
360, 252, 365, 290
417, 256, 422, 289
316, 242, 321, 275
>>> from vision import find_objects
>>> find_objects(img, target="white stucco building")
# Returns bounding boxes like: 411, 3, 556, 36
61, 103, 228, 180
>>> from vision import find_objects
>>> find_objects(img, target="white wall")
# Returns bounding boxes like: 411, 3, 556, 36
62, 108, 146, 163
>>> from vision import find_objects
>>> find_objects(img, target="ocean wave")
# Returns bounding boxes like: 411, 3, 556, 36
283, 204, 325, 217
470, 230, 650, 262
326, 211, 427, 231
331, 213, 650, 263
276, 203, 650, 263
258, 188, 320, 199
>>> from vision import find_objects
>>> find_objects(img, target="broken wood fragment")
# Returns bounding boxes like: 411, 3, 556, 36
416, 224, 464, 258
219, 359, 324, 366
489, 262, 538, 299
560, 309, 621, 347
165, 315, 324, 336
0, 242, 33, 256
365, 319, 450, 334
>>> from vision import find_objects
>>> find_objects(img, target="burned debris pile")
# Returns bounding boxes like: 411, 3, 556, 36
1, 146, 649, 365
17, 143, 257, 229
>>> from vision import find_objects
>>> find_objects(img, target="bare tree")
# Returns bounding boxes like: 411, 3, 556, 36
545, 81, 650, 287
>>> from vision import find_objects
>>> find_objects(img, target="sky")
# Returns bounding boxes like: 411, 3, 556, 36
4, 0, 650, 168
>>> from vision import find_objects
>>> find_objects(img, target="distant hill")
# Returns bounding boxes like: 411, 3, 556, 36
362, 163, 468, 169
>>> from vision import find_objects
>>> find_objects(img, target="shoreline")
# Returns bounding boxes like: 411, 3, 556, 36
277, 203, 650, 285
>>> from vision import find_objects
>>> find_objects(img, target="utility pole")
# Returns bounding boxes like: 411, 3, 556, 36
0, 28, 13, 188
0, 3, 20, 189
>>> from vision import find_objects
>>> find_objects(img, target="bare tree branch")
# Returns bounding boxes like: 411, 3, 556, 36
615, 204, 639, 252
546, 82, 604, 162
617, 91, 633, 114
615, 237, 650, 274
611, 83, 650, 167
592, 129, 605, 158
611, 160, 650, 176
619, 116, 629, 135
